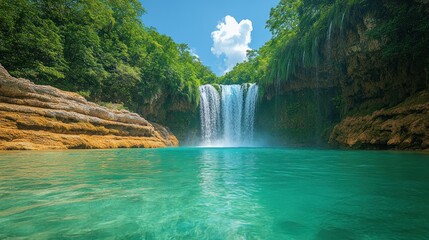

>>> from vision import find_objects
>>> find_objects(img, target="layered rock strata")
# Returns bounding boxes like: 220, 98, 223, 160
0, 64, 178, 150
329, 91, 429, 150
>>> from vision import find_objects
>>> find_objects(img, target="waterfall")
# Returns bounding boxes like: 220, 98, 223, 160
198, 83, 258, 146
243, 83, 259, 141
327, 21, 333, 42
221, 85, 244, 145
199, 85, 221, 145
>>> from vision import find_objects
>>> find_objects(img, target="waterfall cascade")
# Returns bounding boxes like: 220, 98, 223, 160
327, 21, 333, 41
199, 83, 259, 146
199, 85, 221, 145
221, 85, 243, 145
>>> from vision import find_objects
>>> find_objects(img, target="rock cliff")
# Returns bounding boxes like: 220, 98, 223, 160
329, 91, 429, 150
0, 64, 178, 150
256, 7, 429, 150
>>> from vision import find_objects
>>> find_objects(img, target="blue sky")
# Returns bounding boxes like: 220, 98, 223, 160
140, 0, 279, 75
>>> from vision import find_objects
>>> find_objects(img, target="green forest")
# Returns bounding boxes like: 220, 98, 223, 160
2, 1, 429, 237
1, 0, 428, 122
0, 0, 216, 112
220, 0, 429, 89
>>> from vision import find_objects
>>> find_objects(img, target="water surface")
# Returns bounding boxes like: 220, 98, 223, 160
0, 148, 428, 239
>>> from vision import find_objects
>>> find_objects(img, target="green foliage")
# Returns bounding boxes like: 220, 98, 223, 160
0, 0, 67, 83
98, 102, 129, 111
265, 0, 368, 85
219, 48, 270, 86
367, 1, 429, 62
222, 0, 429, 94
0, 0, 216, 113
77, 90, 91, 99
266, 0, 302, 38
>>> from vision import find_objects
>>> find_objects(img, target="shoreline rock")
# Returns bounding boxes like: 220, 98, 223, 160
329, 91, 429, 150
0, 64, 178, 150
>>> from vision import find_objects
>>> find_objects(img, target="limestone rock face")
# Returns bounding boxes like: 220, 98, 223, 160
0, 64, 178, 150
329, 91, 429, 150
257, 7, 428, 149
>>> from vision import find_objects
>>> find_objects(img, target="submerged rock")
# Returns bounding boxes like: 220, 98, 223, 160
0, 64, 178, 150
329, 91, 429, 150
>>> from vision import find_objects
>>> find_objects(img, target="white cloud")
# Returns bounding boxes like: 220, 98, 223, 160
189, 48, 200, 61
211, 15, 253, 74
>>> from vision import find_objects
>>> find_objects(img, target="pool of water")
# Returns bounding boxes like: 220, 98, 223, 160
0, 148, 428, 239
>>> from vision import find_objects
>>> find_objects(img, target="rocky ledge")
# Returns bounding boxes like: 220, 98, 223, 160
329, 91, 429, 150
0, 64, 178, 150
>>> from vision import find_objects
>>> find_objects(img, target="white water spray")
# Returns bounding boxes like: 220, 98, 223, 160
243, 83, 259, 141
198, 83, 259, 146
199, 85, 221, 145
221, 84, 244, 145
327, 21, 333, 41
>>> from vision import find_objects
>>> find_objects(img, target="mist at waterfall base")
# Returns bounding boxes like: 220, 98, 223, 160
199, 84, 260, 147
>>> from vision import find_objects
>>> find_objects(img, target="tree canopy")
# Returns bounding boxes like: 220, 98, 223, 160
220, 0, 429, 91
1, 0, 427, 110
0, 0, 216, 111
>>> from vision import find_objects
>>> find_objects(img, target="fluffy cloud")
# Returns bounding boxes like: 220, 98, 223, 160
189, 48, 200, 60
211, 15, 253, 74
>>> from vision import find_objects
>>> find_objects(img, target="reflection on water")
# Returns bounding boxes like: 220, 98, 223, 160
198, 149, 272, 237
0, 148, 428, 239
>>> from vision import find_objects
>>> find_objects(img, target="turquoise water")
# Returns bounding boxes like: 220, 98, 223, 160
0, 148, 428, 239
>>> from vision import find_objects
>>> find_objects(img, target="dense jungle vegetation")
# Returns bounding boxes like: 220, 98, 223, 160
1, 0, 428, 117
0, 0, 216, 111
220, 0, 429, 89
